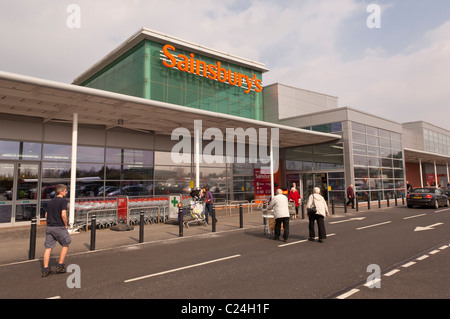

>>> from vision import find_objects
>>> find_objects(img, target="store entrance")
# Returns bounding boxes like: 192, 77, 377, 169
303, 173, 329, 201
0, 162, 40, 227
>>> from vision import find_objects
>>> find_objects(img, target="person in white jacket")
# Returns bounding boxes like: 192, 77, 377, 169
268, 189, 290, 242
306, 187, 329, 243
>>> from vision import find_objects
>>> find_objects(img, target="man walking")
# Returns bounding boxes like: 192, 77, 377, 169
42, 184, 71, 277
346, 184, 355, 209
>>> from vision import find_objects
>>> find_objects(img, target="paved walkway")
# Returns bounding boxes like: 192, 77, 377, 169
0, 202, 400, 266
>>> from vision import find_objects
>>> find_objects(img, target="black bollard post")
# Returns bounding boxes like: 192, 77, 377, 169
139, 211, 144, 243
331, 197, 335, 215
212, 205, 216, 233
301, 200, 305, 219
368, 197, 371, 210
178, 207, 183, 237
239, 203, 243, 228
29, 217, 37, 260
343, 196, 347, 214
90, 214, 96, 251
378, 196, 381, 208
387, 194, 390, 207
394, 193, 398, 206
402, 193, 405, 205
356, 194, 359, 212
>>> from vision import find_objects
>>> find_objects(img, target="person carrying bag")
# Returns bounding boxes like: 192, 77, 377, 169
306, 187, 330, 243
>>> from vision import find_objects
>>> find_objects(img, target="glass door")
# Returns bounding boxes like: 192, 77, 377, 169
0, 162, 15, 225
14, 163, 40, 224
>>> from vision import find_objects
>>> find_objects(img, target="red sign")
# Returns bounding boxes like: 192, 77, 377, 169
254, 169, 272, 200
117, 196, 128, 222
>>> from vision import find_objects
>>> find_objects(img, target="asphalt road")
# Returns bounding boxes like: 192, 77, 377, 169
1, 205, 449, 305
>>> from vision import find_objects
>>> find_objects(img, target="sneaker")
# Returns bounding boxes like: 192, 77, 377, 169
55, 264, 66, 274
42, 268, 52, 278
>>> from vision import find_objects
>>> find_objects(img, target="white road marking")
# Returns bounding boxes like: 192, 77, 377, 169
402, 261, 416, 268
336, 289, 360, 299
384, 269, 400, 277
278, 234, 336, 248
356, 221, 391, 230
46, 296, 61, 299
416, 255, 429, 261
403, 214, 426, 220
429, 250, 440, 255
124, 254, 241, 283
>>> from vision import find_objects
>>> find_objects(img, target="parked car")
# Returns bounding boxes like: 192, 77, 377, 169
407, 188, 449, 209
442, 186, 450, 197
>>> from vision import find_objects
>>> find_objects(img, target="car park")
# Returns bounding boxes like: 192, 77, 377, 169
407, 187, 449, 209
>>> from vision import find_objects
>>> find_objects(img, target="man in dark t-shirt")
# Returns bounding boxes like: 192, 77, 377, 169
42, 184, 72, 277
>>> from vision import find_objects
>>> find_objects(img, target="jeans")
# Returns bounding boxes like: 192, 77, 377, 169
204, 204, 217, 224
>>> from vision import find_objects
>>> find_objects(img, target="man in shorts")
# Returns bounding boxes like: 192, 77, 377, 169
42, 184, 72, 277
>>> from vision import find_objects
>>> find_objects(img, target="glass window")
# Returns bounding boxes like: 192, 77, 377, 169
43, 144, 71, 161
0, 140, 19, 160
78, 146, 104, 163
379, 129, 390, 138
21, 142, 42, 160
366, 126, 378, 136
353, 144, 367, 156
355, 167, 369, 178
154, 151, 189, 166
354, 155, 369, 166
106, 148, 154, 165
367, 146, 379, 157
42, 162, 71, 178
352, 122, 366, 133
352, 132, 366, 144
379, 138, 390, 148
367, 135, 379, 147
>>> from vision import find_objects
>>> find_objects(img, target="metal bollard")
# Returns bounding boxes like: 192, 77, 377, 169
139, 211, 144, 243
29, 217, 37, 260
178, 207, 183, 237
239, 203, 243, 228
343, 196, 347, 214
331, 197, 335, 215
378, 196, 381, 208
387, 195, 390, 207
90, 214, 96, 251
394, 193, 398, 206
212, 205, 216, 233
356, 195, 359, 212
301, 200, 305, 219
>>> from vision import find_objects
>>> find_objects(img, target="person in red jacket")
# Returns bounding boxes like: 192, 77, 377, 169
288, 183, 301, 218
346, 184, 355, 209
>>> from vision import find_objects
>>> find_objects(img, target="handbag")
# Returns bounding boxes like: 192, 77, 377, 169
307, 195, 317, 215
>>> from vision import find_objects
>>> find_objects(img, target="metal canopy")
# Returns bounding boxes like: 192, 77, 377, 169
404, 148, 450, 165
0, 71, 341, 148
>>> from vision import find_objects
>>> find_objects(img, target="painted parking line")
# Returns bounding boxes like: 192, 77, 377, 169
356, 221, 391, 231
403, 214, 426, 220
278, 233, 336, 248
336, 289, 360, 299
124, 254, 241, 283
384, 269, 400, 277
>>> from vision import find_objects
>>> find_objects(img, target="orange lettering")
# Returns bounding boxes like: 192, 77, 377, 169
162, 44, 177, 68
217, 62, 228, 83
207, 64, 217, 80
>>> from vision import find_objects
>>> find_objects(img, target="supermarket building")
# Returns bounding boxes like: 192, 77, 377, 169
1, 28, 450, 228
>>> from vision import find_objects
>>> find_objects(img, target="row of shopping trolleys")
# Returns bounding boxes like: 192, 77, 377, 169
71, 198, 170, 231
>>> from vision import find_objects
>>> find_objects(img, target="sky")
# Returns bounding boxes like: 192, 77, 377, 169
1, 0, 450, 130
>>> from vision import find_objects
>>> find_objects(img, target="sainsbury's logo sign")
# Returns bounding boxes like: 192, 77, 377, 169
161, 44, 262, 94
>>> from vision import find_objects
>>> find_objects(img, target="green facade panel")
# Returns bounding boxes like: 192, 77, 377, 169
80, 40, 263, 121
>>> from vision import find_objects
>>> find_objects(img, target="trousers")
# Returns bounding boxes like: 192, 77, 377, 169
308, 213, 327, 240
274, 217, 289, 240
